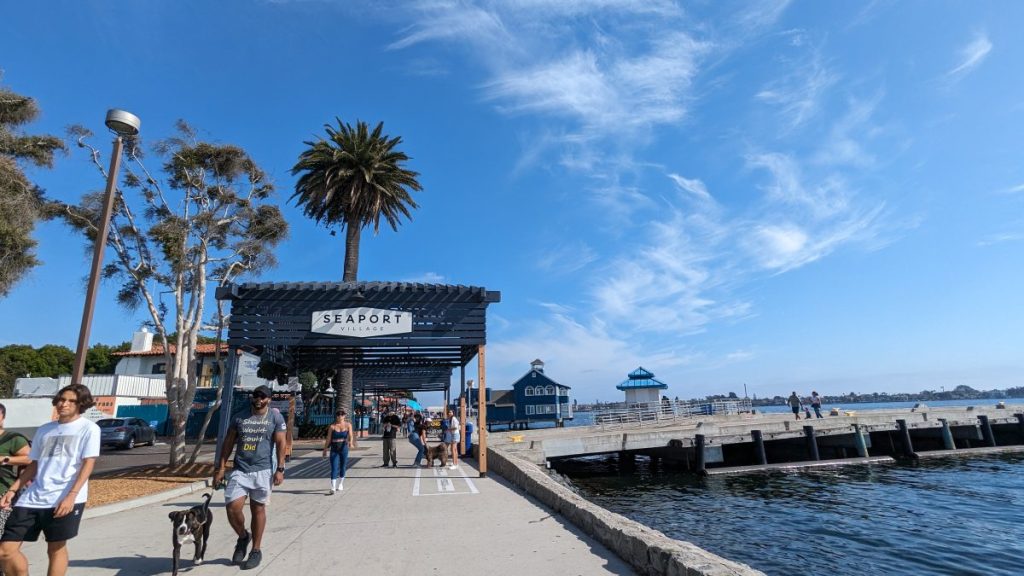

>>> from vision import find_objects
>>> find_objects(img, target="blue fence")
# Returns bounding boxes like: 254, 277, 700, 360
116, 404, 170, 435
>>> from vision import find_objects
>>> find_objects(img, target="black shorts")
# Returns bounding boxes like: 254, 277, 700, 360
0, 504, 86, 543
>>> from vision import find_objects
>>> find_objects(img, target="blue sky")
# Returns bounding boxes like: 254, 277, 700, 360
2, 0, 1022, 402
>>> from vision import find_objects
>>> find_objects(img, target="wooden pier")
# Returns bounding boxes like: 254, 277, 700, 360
487, 405, 1024, 474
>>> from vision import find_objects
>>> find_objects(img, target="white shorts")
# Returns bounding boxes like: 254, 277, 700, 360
225, 469, 273, 505
450, 432, 461, 444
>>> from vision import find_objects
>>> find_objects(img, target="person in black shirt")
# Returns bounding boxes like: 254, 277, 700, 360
380, 410, 402, 468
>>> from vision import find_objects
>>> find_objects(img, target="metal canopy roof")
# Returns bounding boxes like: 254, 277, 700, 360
216, 281, 500, 392
353, 365, 453, 393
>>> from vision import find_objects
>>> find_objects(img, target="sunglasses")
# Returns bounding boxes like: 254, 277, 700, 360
251, 394, 269, 400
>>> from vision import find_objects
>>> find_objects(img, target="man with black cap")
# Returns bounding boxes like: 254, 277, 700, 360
213, 385, 286, 570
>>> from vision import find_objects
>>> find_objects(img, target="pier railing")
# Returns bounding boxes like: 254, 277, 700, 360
592, 398, 752, 428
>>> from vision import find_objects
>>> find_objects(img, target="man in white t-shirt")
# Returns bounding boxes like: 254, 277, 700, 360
0, 384, 101, 576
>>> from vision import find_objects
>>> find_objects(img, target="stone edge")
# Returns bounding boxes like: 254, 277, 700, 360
84, 478, 212, 520
488, 447, 765, 576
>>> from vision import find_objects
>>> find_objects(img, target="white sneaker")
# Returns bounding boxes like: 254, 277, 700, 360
327, 489, 335, 495
448, 464, 457, 470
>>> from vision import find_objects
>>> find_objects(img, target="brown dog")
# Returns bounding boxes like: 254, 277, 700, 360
425, 442, 448, 467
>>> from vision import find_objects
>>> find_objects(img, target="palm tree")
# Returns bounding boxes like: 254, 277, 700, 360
291, 119, 423, 413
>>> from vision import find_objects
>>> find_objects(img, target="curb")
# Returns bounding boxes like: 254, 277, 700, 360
84, 478, 212, 520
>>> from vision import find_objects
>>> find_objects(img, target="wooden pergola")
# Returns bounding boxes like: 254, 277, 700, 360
214, 281, 501, 476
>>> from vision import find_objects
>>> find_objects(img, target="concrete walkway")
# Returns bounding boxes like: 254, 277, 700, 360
18, 437, 635, 575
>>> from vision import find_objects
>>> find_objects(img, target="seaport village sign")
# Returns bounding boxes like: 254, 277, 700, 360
312, 307, 413, 337
214, 281, 501, 476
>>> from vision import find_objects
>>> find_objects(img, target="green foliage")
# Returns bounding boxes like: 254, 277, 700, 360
84, 342, 129, 374
51, 120, 289, 466
0, 80, 66, 297
291, 118, 422, 280
0, 341, 131, 396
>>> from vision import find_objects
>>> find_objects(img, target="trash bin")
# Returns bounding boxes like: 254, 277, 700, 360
464, 422, 474, 457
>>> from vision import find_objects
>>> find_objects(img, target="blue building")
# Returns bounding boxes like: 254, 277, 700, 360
616, 367, 668, 405
468, 359, 572, 430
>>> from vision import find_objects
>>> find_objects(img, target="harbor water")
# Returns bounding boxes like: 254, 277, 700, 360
557, 400, 1024, 575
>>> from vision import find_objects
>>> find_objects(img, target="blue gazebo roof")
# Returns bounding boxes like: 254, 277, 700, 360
616, 366, 668, 390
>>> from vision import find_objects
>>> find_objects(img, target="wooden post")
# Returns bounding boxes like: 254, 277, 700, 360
1016, 413, 1024, 441
459, 395, 467, 457
694, 434, 706, 476
285, 393, 296, 462
978, 415, 996, 447
939, 418, 956, 450
477, 344, 488, 477
896, 419, 918, 459
853, 423, 869, 457
751, 430, 767, 465
803, 425, 820, 461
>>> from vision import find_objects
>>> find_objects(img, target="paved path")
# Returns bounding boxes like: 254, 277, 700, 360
19, 437, 635, 575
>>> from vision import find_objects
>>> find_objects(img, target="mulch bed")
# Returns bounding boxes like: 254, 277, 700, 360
88, 463, 216, 508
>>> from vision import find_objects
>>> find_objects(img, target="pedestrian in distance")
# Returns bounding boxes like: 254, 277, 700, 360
213, 385, 287, 570
0, 384, 101, 576
322, 409, 356, 494
810, 391, 824, 419
380, 410, 401, 468
408, 413, 426, 467
0, 403, 31, 541
446, 409, 460, 470
787, 391, 801, 420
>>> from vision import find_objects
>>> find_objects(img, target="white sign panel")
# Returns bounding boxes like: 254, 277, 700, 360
311, 307, 413, 338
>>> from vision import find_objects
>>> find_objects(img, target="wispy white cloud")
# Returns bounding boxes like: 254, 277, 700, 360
996, 183, 1024, 195
667, 173, 713, 201
387, 4, 510, 51
813, 95, 883, 167
756, 52, 838, 131
402, 272, 447, 283
977, 232, 1024, 247
946, 32, 992, 81
734, 0, 793, 33
536, 241, 599, 274
488, 312, 704, 400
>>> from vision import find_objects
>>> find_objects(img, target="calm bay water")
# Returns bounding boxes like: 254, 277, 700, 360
562, 455, 1024, 575
558, 399, 1024, 575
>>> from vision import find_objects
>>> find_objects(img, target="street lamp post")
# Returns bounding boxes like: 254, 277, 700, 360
71, 109, 141, 385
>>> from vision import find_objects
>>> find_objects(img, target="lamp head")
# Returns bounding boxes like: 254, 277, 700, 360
105, 109, 141, 137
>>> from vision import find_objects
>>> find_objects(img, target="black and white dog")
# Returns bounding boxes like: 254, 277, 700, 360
168, 493, 213, 576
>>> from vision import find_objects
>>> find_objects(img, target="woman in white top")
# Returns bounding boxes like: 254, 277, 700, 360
445, 409, 460, 470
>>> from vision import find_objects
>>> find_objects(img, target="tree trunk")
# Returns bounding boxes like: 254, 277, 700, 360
336, 216, 361, 415
343, 217, 361, 282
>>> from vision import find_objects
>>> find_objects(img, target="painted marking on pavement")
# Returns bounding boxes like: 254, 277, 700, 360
411, 466, 478, 496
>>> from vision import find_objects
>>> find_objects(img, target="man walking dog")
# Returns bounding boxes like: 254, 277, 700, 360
213, 385, 287, 570
0, 384, 101, 576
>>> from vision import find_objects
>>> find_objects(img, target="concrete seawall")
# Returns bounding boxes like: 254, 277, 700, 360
488, 446, 764, 576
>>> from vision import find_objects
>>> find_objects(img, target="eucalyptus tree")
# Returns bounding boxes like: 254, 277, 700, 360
291, 119, 422, 413
55, 121, 288, 466
0, 81, 65, 297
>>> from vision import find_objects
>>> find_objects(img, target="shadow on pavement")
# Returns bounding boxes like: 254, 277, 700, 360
70, 554, 234, 575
